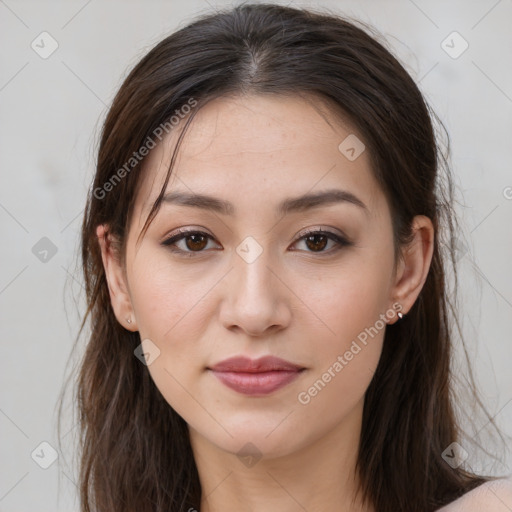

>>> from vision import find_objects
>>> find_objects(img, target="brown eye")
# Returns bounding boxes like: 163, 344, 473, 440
184, 233, 208, 251
304, 233, 329, 252
162, 230, 219, 255
293, 230, 351, 255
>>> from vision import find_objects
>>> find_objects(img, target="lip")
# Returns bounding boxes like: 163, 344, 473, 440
209, 355, 303, 373
208, 356, 305, 396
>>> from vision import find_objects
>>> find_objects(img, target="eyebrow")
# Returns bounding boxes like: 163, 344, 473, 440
160, 188, 369, 217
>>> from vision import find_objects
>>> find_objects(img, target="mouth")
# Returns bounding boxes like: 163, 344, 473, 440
207, 355, 306, 396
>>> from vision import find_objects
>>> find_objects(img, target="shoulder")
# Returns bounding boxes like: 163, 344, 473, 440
436, 476, 512, 512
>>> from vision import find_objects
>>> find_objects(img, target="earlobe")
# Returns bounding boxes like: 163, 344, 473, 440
389, 215, 434, 320
96, 224, 138, 331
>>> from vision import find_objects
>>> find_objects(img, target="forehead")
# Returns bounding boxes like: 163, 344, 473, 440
135, 93, 383, 219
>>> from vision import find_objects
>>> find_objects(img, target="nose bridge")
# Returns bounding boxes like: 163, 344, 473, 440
220, 235, 289, 335
233, 235, 277, 303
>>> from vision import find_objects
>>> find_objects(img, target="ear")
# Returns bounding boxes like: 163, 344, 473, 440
96, 224, 138, 331
388, 215, 434, 324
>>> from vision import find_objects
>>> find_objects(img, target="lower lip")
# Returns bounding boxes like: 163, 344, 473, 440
210, 370, 302, 395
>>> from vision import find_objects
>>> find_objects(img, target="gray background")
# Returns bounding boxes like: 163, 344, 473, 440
0, 0, 511, 510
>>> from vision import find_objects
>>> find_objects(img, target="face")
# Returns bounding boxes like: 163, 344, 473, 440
102, 93, 409, 461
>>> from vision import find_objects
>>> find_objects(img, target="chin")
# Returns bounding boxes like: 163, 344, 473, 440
191, 420, 306, 461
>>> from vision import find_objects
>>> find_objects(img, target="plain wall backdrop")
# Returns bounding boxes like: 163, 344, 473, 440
0, 0, 511, 510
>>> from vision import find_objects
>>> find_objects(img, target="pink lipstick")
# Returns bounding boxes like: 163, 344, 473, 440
208, 356, 304, 395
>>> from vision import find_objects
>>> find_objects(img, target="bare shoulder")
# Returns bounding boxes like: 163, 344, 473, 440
437, 476, 512, 512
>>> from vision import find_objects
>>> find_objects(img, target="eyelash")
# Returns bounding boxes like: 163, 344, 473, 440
161, 227, 352, 257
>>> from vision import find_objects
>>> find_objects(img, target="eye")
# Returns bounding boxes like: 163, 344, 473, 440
161, 228, 352, 256
291, 229, 352, 255
161, 229, 220, 256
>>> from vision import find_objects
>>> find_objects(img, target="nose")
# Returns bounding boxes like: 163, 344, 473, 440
219, 248, 292, 337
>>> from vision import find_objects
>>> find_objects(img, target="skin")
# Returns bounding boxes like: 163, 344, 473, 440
97, 93, 434, 512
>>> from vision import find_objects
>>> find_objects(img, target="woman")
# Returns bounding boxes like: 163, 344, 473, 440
70, 3, 511, 511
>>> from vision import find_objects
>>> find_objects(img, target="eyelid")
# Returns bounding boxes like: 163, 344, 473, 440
160, 226, 213, 244
295, 225, 349, 242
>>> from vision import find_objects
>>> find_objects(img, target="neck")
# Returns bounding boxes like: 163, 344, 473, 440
189, 399, 373, 512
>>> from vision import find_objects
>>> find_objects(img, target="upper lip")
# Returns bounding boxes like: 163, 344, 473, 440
208, 356, 304, 373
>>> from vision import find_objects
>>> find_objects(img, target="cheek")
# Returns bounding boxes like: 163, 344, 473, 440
129, 251, 216, 344
294, 273, 388, 430
297, 278, 387, 405
129, 261, 212, 422
293, 257, 392, 345
128, 253, 222, 408
290, 252, 391, 402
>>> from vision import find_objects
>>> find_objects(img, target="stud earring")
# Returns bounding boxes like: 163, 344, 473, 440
126, 317, 132, 324
397, 311, 404, 320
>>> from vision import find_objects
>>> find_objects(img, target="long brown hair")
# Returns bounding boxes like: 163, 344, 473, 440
59, 3, 505, 511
